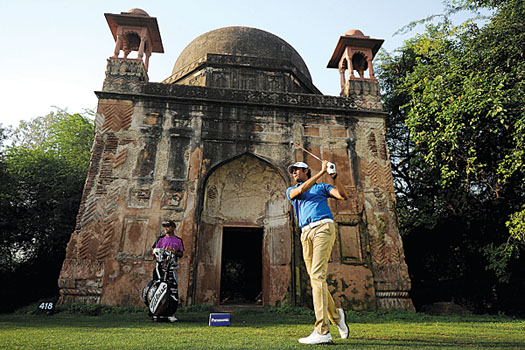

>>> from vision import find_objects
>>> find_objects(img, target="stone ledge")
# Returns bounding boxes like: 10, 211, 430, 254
96, 83, 388, 116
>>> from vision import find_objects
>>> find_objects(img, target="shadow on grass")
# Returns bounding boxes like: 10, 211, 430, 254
0, 310, 311, 330
347, 339, 525, 349
1, 311, 523, 350
3, 305, 523, 328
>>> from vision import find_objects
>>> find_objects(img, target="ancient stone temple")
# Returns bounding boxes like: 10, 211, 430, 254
58, 8, 414, 311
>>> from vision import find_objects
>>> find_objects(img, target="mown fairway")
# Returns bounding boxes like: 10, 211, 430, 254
0, 308, 523, 349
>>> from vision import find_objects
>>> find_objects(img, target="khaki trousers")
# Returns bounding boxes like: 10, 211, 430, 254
301, 222, 340, 335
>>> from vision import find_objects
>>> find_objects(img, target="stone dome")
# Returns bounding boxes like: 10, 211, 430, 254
126, 8, 149, 16
172, 26, 312, 81
344, 29, 366, 37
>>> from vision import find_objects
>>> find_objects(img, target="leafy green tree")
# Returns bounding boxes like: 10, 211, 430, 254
378, 0, 524, 313
0, 110, 94, 312
0, 125, 16, 273
10, 109, 94, 173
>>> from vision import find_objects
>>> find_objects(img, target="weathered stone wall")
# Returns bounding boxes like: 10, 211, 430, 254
343, 79, 413, 310
58, 58, 413, 311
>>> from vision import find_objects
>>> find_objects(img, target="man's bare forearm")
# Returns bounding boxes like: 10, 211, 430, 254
332, 175, 348, 200
298, 170, 324, 194
289, 169, 325, 199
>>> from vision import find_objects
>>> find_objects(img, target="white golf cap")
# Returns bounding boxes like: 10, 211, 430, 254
288, 161, 309, 173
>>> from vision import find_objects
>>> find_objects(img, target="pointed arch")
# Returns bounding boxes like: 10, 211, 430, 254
191, 152, 294, 306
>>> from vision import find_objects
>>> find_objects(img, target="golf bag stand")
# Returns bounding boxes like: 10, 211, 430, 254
142, 248, 179, 322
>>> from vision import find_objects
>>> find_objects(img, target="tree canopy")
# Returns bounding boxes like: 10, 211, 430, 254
378, 0, 524, 313
0, 110, 94, 312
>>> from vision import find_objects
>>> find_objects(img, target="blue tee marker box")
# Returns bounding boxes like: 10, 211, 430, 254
209, 313, 231, 326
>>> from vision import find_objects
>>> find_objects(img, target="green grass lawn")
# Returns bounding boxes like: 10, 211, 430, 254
0, 307, 523, 349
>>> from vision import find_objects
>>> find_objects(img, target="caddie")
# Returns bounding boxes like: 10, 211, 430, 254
286, 159, 350, 345
152, 220, 184, 283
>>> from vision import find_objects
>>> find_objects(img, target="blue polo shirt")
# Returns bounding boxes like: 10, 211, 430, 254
286, 183, 334, 228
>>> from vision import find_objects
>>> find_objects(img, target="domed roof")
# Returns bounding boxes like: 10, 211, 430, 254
172, 26, 312, 81
126, 8, 150, 17
344, 29, 366, 37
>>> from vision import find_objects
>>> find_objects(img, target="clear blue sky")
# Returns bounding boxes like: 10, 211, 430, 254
1, 0, 481, 127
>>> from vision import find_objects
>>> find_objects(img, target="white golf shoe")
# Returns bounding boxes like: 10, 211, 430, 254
168, 315, 178, 322
298, 330, 333, 344
336, 308, 349, 339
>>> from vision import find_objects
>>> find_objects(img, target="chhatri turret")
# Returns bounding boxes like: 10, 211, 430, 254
328, 29, 383, 85
105, 8, 164, 73
328, 29, 384, 110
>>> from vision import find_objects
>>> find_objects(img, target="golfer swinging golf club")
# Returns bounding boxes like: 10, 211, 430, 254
287, 156, 350, 345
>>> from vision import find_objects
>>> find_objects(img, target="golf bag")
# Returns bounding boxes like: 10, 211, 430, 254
142, 248, 179, 320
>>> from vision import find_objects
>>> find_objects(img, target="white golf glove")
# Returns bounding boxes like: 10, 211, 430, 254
327, 162, 336, 176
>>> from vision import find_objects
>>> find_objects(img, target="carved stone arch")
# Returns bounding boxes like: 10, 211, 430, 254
121, 31, 141, 58
201, 152, 290, 189
193, 152, 291, 218
352, 50, 370, 61
351, 51, 369, 78
192, 153, 294, 306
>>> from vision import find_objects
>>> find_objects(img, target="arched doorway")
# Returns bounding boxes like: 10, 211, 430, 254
194, 154, 292, 306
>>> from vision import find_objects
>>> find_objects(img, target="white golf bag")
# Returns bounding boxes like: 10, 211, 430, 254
142, 248, 179, 321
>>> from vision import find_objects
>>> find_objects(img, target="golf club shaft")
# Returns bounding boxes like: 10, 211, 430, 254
292, 142, 323, 162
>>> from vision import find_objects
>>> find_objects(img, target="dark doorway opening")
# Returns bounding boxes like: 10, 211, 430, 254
220, 227, 263, 305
